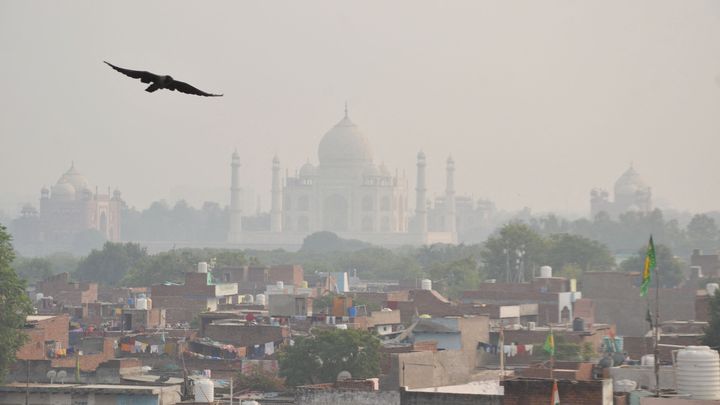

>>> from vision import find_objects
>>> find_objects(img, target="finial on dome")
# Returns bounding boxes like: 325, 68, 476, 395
344, 101, 348, 118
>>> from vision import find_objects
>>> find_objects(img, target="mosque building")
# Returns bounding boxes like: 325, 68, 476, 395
13, 163, 123, 253
590, 165, 652, 218
227, 108, 458, 248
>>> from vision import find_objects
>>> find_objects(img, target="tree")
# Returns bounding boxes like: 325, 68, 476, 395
619, 244, 684, 288
12, 256, 53, 284
75, 242, 148, 285
234, 364, 285, 392
0, 224, 34, 381
428, 257, 481, 298
482, 222, 545, 282
544, 233, 615, 274
687, 214, 719, 253
278, 328, 380, 386
702, 291, 720, 348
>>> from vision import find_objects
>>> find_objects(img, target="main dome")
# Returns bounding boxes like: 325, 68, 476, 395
57, 163, 89, 192
614, 166, 648, 195
318, 113, 373, 167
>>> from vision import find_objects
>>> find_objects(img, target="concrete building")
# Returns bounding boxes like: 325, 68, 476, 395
590, 165, 652, 218
0, 383, 181, 405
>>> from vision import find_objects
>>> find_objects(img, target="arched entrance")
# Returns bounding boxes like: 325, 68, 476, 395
323, 194, 348, 232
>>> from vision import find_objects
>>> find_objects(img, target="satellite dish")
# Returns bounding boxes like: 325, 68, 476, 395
56, 370, 67, 384
337, 371, 352, 381
46, 370, 57, 383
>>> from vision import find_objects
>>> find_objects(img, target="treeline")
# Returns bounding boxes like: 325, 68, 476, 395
526, 209, 720, 257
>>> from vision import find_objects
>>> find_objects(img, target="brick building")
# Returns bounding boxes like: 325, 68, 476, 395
691, 249, 720, 278
36, 273, 98, 307
582, 272, 695, 336
502, 378, 612, 405
151, 268, 238, 324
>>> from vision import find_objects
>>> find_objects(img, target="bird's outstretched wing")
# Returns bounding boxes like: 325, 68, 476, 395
168, 80, 223, 97
104, 61, 158, 84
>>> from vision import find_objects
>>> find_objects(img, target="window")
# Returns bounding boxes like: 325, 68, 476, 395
381, 196, 390, 211
362, 195, 373, 211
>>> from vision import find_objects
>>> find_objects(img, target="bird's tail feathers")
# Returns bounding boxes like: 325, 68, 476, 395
145, 83, 160, 93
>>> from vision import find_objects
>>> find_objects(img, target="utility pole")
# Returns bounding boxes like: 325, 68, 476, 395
654, 267, 661, 397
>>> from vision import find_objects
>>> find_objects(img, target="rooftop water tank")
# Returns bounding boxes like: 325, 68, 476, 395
421, 279, 432, 291
301, 281, 309, 288
197, 262, 208, 273
572, 317, 585, 332
244, 294, 254, 304
641, 354, 654, 367
677, 346, 720, 399
276, 281, 284, 289
613, 379, 637, 393
539, 266, 552, 278
136, 297, 148, 310
35, 293, 44, 302
255, 294, 266, 306
194, 378, 214, 403
707, 283, 719, 296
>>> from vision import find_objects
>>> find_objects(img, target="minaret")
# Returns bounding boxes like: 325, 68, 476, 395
270, 154, 282, 232
445, 155, 457, 242
415, 151, 428, 235
228, 150, 242, 242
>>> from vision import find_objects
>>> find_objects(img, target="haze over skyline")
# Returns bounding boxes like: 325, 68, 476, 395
1, 1, 719, 217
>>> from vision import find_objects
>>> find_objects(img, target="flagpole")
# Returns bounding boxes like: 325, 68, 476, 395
550, 325, 554, 381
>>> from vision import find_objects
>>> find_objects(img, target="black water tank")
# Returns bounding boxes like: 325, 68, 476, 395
572, 317, 585, 332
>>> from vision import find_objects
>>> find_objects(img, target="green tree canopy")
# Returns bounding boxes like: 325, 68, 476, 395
428, 257, 481, 299
482, 222, 546, 282
619, 243, 684, 288
0, 224, 34, 381
278, 328, 380, 386
544, 233, 615, 274
687, 214, 719, 253
75, 242, 148, 285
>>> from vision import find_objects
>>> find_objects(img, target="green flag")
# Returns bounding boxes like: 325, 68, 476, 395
640, 236, 656, 297
544, 331, 555, 356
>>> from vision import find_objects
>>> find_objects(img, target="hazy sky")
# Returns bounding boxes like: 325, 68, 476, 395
1, 1, 719, 217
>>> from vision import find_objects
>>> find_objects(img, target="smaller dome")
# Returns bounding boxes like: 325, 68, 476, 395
51, 182, 76, 201
299, 161, 317, 177
363, 164, 380, 178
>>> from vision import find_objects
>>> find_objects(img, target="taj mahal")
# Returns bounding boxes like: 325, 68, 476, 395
227, 107, 460, 248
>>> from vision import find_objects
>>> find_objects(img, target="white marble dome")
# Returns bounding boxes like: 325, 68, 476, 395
318, 114, 373, 167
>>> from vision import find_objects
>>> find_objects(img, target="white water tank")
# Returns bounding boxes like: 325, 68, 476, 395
197, 262, 208, 273
242, 401, 260, 405
421, 279, 432, 290
527, 321, 536, 330
255, 294, 266, 306
136, 297, 148, 310
193, 378, 214, 403
677, 346, 720, 399
707, 283, 719, 296
244, 294, 254, 304
641, 354, 654, 367
539, 266, 552, 278
35, 293, 44, 302
276, 281, 284, 289
613, 379, 637, 393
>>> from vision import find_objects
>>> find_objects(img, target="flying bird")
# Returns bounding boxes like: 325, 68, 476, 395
104, 61, 223, 97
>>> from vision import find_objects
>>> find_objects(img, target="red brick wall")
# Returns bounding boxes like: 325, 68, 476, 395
696, 293, 710, 322
17, 315, 70, 360
268, 265, 304, 286
503, 378, 607, 405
